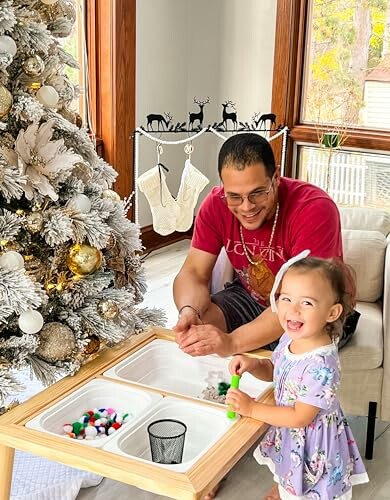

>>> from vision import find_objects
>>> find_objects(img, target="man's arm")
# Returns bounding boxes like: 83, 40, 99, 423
172, 247, 218, 332
178, 306, 283, 357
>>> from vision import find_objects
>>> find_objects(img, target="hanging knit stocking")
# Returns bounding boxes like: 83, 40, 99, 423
176, 159, 209, 231
137, 164, 179, 236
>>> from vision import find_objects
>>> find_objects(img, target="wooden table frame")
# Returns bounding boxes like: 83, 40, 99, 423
0, 328, 273, 500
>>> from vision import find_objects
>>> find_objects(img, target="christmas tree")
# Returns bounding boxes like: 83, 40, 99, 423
0, 0, 165, 406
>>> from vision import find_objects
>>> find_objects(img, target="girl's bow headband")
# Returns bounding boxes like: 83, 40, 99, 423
270, 249, 311, 313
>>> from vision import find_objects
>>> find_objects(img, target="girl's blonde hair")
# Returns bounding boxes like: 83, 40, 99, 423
286, 257, 356, 341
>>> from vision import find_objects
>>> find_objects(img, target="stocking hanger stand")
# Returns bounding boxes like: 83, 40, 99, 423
132, 126, 289, 224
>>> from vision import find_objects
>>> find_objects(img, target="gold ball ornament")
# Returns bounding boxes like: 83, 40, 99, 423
0, 85, 12, 118
102, 189, 121, 202
24, 211, 44, 233
67, 243, 102, 276
35, 322, 76, 362
84, 334, 100, 355
22, 55, 45, 77
97, 299, 120, 320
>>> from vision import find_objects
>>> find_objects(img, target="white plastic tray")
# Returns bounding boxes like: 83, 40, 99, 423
102, 396, 237, 472
103, 339, 273, 402
25, 378, 162, 447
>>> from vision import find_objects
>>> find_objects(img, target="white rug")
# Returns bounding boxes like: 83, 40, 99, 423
5, 369, 103, 500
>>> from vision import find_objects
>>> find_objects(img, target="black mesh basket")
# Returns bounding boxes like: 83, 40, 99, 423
147, 419, 187, 465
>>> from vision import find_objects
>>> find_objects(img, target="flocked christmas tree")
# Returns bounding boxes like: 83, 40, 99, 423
0, 0, 165, 406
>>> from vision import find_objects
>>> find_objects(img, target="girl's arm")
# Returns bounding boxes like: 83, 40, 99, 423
229, 355, 274, 382
226, 390, 320, 428
250, 400, 320, 428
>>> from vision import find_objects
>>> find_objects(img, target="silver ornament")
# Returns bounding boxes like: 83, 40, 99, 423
97, 299, 120, 319
24, 211, 44, 233
22, 55, 45, 77
36, 322, 76, 362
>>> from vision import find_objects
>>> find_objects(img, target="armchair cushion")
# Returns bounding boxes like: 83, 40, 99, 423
342, 229, 387, 302
339, 301, 383, 371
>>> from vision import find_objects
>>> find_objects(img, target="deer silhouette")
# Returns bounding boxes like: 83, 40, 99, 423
222, 100, 237, 130
257, 112, 276, 129
146, 112, 173, 131
188, 96, 210, 130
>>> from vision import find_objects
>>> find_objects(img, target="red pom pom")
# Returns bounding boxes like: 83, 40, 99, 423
111, 422, 121, 430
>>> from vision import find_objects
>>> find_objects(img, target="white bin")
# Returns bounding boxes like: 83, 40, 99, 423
25, 378, 162, 447
103, 396, 237, 472
103, 339, 272, 402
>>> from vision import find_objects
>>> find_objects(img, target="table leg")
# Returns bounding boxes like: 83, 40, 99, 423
0, 445, 14, 500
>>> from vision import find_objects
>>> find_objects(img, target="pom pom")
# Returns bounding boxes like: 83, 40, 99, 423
111, 422, 121, 430
84, 426, 98, 437
107, 426, 116, 435
63, 424, 73, 433
72, 421, 84, 436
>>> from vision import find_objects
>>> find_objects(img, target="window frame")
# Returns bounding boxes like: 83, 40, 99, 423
272, 0, 390, 178
86, 0, 136, 217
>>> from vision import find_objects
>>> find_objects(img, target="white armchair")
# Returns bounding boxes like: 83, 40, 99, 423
210, 207, 390, 459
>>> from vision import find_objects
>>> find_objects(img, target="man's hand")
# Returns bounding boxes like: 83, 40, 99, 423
225, 388, 256, 418
172, 307, 202, 336
176, 324, 233, 357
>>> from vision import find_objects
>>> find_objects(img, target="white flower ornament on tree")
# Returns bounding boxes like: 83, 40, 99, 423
14, 119, 82, 201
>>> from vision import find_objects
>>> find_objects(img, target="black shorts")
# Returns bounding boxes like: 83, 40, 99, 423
210, 279, 279, 351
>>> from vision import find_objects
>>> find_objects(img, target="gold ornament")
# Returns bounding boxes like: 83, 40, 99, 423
29, 82, 42, 90
35, 322, 76, 362
44, 271, 73, 294
84, 334, 100, 355
24, 211, 44, 233
22, 55, 44, 77
67, 243, 102, 276
102, 189, 121, 202
0, 85, 12, 118
97, 299, 120, 320
0, 239, 23, 252
24, 255, 45, 282
15, 209, 25, 217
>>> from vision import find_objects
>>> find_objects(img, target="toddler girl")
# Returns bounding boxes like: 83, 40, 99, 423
226, 255, 369, 500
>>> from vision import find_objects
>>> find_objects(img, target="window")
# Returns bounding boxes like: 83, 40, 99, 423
60, 0, 87, 124
272, 0, 390, 210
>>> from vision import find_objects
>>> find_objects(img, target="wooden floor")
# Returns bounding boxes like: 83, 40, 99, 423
77, 240, 390, 499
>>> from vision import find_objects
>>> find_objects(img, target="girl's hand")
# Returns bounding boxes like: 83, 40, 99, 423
226, 388, 255, 418
229, 355, 260, 376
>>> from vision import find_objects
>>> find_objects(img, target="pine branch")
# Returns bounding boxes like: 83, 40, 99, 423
70, 210, 111, 249
0, 208, 23, 240
0, 370, 23, 405
42, 209, 73, 246
0, 269, 45, 322
0, 1, 16, 35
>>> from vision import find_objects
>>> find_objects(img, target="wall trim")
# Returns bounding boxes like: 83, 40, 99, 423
140, 225, 193, 253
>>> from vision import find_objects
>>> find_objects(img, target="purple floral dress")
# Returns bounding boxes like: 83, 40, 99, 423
253, 334, 369, 500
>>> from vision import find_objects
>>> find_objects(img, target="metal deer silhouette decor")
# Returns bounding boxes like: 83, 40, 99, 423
188, 96, 210, 130
142, 98, 278, 133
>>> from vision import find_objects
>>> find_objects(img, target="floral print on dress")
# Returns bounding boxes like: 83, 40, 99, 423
254, 333, 369, 499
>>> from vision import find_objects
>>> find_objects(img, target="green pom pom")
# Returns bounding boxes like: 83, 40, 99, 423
93, 413, 100, 420
218, 382, 230, 396
72, 421, 84, 436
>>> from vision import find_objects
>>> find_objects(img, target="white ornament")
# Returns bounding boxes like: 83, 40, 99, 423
36, 85, 59, 108
41, 0, 58, 4
0, 251, 25, 270
0, 36, 17, 57
67, 193, 92, 213
18, 310, 44, 334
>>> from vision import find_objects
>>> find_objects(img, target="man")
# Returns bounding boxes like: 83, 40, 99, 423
173, 133, 343, 357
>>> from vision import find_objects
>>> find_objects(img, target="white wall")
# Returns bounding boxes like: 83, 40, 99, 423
136, 0, 277, 227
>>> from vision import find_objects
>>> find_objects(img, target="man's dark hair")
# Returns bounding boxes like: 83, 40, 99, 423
218, 133, 276, 178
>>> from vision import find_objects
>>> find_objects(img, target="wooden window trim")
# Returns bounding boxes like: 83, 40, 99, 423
272, 0, 390, 177
86, 0, 136, 217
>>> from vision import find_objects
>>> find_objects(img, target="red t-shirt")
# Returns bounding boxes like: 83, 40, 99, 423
192, 177, 342, 306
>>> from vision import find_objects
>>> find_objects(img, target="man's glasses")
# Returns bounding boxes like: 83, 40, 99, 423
221, 175, 275, 207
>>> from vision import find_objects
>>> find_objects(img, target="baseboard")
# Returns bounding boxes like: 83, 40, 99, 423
140, 224, 193, 253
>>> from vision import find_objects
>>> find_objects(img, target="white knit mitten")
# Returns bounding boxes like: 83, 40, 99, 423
176, 159, 209, 231
137, 165, 179, 236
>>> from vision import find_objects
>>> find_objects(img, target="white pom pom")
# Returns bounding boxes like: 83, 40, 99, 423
107, 427, 116, 435
84, 426, 98, 437
63, 424, 72, 434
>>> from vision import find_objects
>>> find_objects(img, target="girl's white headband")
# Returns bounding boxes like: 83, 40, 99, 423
270, 249, 311, 313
